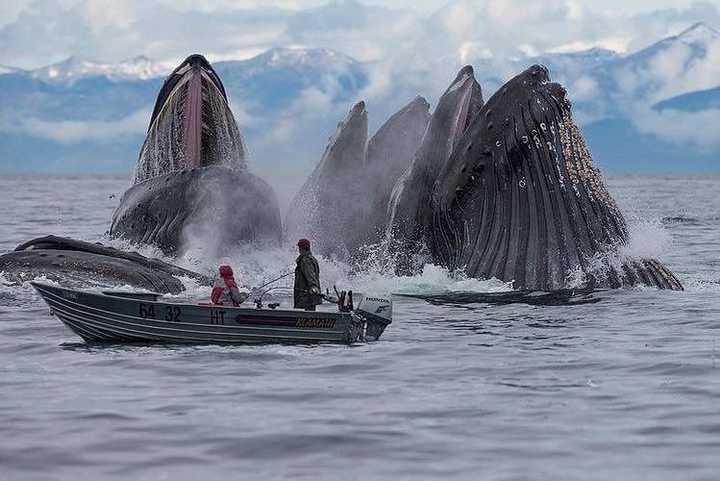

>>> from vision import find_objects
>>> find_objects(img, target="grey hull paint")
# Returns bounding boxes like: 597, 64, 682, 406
0, 236, 210, 294
33, 283, 362, 344
32, 283, 391, 345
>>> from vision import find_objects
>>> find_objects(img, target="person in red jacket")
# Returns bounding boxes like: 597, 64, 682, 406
211, 265, 249, 306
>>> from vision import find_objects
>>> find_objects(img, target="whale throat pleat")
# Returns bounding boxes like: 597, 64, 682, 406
431, 65, 682, 290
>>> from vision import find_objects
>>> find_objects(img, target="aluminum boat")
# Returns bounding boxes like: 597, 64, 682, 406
31, 282, 392, 345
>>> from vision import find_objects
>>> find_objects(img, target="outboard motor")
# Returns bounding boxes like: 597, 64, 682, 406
354, 294, 393, 341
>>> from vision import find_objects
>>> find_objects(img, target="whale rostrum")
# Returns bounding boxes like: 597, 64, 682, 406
430, 65, 681, 290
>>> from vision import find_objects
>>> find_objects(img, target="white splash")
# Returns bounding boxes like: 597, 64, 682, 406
620, 218, 673, 259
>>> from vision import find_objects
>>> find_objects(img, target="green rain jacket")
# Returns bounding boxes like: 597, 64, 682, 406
294, 251, 321, 309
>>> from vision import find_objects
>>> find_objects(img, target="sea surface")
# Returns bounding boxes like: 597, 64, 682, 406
1, 174, 719, 481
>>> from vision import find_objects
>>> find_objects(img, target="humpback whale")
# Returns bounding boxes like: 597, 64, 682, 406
0, 236, 209, 294
0, 55, 281, 293
110, 54, 281, 255
427, 65, 682, 290
286, 96, 430, 258
292, 65, 683, 291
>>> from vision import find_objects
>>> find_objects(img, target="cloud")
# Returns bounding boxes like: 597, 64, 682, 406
0, 108, 150, 143
3, 0, 718, 75
622, 36, 720, 102
0, 0, 291, 68
571, 76, 599, 101
1, 0, 719, 156
632, 105, 720, 147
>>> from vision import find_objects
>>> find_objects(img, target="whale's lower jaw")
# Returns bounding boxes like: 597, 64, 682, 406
110, 166, 282, 256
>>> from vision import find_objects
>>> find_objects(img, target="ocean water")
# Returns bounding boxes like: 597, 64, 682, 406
1, 174, 719, 481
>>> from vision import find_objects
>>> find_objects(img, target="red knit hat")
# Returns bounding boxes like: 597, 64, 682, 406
297, 239, 311, 250
219, 265, 234, 278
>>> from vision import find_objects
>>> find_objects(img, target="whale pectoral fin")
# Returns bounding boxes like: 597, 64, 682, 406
621, 257, 684, 291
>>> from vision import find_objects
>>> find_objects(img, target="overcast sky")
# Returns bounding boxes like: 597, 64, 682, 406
1, 0, 719, 69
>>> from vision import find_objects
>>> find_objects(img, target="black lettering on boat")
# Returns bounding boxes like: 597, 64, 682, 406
295, 318, 335, 329
365, 297, 390, 303
165, 305, 181, 322
139, 303, 156, 319
210, 310, 225, 325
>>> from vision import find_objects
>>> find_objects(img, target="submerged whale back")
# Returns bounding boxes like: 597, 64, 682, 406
0, 236, 211, 294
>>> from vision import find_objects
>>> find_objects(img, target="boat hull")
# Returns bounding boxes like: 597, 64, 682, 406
32, 283, 371, 345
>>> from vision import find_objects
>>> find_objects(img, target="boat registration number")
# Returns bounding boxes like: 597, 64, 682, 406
138, 303, 182, 322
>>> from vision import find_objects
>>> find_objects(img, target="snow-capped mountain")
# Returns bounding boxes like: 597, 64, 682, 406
606, 22, 720, 103
0, 47, 369, 177
632, 22, 719, 58
0, 48, 362, 85
22, 55, 173, 83
0, 65, 23, 75
0, 26, 718, 176
240, 47, 358, 69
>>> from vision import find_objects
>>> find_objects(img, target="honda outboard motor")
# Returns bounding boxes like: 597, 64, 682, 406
354, 294, 393, 341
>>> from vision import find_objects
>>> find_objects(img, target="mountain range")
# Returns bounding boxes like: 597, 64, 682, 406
0, 22, 718, 194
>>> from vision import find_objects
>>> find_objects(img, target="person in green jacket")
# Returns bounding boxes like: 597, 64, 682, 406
294, 238, 322, 310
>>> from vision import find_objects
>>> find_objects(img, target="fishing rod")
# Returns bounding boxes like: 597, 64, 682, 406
251, 270, 294, 308
254, 270, 293, 291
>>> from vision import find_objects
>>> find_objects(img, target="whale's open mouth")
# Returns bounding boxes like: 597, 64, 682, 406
133, 54, 246, 184
446, 66, 484, 157
381, 65, 484, 275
